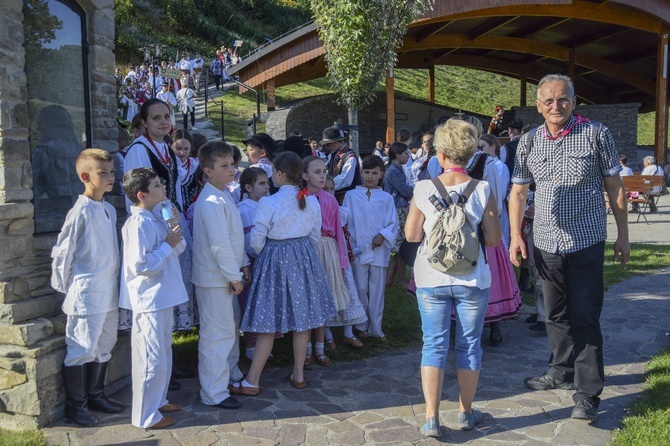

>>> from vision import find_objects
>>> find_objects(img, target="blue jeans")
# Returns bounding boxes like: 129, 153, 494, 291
416, 286, 489, 370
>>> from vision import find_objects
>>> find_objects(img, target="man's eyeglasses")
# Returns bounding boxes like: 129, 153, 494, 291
539, 98, 572, 108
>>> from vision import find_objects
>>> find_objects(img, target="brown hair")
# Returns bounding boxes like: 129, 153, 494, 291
239, 167, 268, 200
273, 151, 307, 210
75, 148, 114, 177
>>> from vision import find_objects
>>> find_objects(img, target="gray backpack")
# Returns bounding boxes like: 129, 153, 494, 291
426, 178, 481, 275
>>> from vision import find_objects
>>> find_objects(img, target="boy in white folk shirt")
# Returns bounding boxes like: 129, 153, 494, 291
343, 155, 398, 340
52, 149, 124, 427
191, 141, 250, 409
120, 167, 188, 429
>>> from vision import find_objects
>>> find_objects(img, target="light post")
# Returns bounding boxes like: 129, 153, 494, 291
138, 43, 167, 98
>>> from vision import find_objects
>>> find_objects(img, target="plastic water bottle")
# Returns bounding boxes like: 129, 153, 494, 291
159, 201, 180, 231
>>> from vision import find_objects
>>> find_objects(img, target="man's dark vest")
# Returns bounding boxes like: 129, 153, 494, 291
328, 146, 361, 204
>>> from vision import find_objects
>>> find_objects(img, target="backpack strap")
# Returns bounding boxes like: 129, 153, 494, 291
431, 178, 479, 208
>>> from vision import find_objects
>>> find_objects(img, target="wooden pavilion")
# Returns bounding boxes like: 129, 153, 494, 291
230, 0, 670, 164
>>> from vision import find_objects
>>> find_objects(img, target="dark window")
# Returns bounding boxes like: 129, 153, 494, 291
23, 0, 91, 234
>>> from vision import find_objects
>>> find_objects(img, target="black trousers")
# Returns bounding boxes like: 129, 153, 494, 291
534, 241, 605, 405
182, 109, 195, 130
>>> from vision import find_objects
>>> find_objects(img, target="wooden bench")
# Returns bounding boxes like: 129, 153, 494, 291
621, 175, 665, 223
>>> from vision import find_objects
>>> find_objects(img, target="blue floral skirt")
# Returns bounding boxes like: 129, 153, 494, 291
241, 237, 337, 333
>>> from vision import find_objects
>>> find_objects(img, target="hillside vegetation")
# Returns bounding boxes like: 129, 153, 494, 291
114, 0, 310, 63
114, 1, 656, 145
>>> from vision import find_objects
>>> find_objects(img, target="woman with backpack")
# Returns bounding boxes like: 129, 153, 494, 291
405, 118, 501, 438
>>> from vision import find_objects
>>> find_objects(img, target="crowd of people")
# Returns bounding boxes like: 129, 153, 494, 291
116, 46, 242, 125
52, 73, 632, 436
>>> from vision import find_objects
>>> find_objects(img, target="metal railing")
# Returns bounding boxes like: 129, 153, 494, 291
240, 20, 315, 60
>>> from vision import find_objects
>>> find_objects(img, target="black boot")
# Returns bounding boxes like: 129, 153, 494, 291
518, 268, 534, 293
87, 362, 123, 414
63, 365, 100, 426
172, 346, 194, 379
489, 322, 503, 347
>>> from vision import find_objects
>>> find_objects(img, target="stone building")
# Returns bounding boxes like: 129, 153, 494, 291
0, 0, 128, 429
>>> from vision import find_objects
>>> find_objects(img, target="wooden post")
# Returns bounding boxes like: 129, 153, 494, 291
655, 29, 669, 166
386, 69, 395, 144
520, 75, 527, 107
428, 64, 435, 104
266, 79, 276, 111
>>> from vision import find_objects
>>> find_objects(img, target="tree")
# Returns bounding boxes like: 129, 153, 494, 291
310, 0, 433, 153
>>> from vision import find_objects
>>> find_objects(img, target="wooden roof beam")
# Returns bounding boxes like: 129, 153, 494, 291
415, 20, 454, 43
568, 27, 630, 48
611, 51, 657, 65
401, 34, 655, 95
435, 2, 662, 34
467, 16, 519, 40
508, 17, 570, 38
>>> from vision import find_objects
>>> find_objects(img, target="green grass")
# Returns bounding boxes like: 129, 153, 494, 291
609, 347, 670, 446
0, 429, 45, 446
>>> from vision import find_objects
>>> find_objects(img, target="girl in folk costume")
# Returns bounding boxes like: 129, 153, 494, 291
237, 168, 282, 363
122, 98, 197, 385
170, 129, 200, 214
302, 157, 368, 361
233, 152, 337, 395
462, 115, 521, 347
324, 175, 373, 348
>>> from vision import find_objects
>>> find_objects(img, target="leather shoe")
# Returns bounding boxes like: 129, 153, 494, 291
159, 403, 181, 413
525, 313, 538, 323
524, 374, 574, 391
316, 354, 331, 367
171, 366, 195, 380
229, 382, 260, 396
216, 396, 241, 409
148, 416, 176, 429
529, 322, 546, 333
287, 372, 307, 389
342, 336, 364, 348
168, 377, 181, 391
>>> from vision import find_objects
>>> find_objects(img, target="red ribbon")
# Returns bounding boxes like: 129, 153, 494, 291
297, 187, 309, 202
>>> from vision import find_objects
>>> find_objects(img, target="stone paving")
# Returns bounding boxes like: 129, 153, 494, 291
43, 263, 670, 445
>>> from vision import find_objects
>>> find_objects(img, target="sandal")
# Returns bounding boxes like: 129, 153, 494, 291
356, 330, 369, 339
304, 354, 313, 366
286, 372, 307, 389
342, 336, 364, 348
325, 339, 336, 351
229, 382, 260, 396
316, 354, 331, 367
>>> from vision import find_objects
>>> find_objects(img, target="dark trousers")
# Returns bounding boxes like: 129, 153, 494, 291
214, 75, 222, 90
182, 109, 195, 130
534, 241, 605, 405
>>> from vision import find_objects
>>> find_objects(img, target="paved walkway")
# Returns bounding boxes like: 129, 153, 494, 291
43, 262, 670, 444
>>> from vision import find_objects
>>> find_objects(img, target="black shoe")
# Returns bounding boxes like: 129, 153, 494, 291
525, 313, 538, 324
217, 396, 241, 410
168, 377, 181, 391
571, 400, 599, 421
524, 374, 574, 391
171, 366, 195, 380
87, 362, 123, 414
489, 323, 503, 347
63, 365, 100, 427
529, 322, 546, 333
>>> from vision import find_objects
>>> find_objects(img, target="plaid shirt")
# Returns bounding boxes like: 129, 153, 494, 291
512, 115, 621, 254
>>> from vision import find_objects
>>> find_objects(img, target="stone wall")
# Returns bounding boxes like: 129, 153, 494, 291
0, 0, 129, 430
266, 92, 487, 153
511, 103, 640, 164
